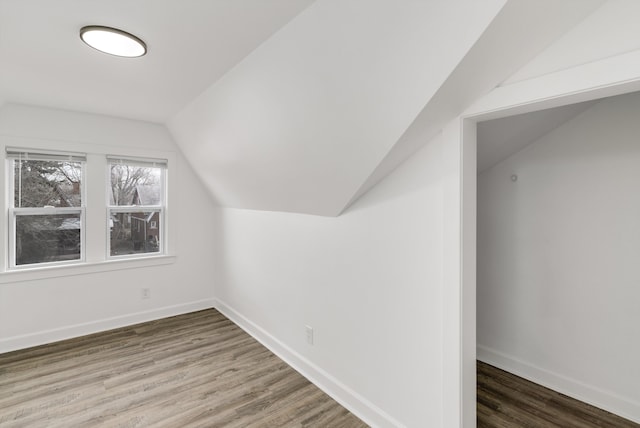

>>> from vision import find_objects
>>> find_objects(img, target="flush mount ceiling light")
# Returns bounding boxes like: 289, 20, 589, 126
80, 26, 146, 58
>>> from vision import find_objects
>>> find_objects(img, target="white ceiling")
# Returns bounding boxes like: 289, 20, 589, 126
0, 0, 314, 122
0, 0, 610, 216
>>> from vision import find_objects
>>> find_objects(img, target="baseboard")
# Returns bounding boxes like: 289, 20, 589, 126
477, 345, 640, 424
213, 298, 406, 428
0, 298, 215, 354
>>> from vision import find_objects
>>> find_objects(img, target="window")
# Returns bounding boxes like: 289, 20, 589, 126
7, 149, 85, 267
107, 157, 166, 258
4, 148, 170, 273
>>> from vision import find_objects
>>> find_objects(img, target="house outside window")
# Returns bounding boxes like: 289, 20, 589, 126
7, 149, 85, 268
107, 156, 166, 258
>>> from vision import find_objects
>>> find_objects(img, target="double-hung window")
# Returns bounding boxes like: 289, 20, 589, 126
7, 149, 86, 268
107, 156, 166, 258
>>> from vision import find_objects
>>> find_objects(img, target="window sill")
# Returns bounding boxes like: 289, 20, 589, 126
0, 255, 176, 285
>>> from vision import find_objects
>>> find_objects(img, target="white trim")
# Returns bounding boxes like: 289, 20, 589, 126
477, 345, 640, 424
213, 298, 407, 428
106, 155, 167, 168
464, 49, 640, 121
0, 298, 214, 354
0, 254, 175, 284
108, 206, 162, 212
441, 120, 464, 428
10, 207, 83, 215
461, 119, 477, 427
6, 147, 86, 162
441, 119, 478, 428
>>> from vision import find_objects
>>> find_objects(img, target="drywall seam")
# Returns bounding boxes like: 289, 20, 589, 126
213, 298, 407, 428
0, 298, 215, 353
477, 345, 640, 424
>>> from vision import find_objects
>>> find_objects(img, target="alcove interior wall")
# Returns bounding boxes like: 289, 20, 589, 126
476, 91, 640, 423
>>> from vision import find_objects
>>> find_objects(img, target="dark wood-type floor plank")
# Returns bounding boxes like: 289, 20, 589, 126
478, 361, 639, 428
0, 309, 368, 428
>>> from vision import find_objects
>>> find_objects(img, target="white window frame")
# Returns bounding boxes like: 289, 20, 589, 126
1, 137, 176, 280
6, 149, 86, 269
106, 156, 167, 259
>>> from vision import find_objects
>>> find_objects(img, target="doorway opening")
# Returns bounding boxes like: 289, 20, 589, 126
467, 91, 640, 426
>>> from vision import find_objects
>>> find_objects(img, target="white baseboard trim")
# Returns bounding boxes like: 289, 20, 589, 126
477, 345, 640, 424
0, 298, 215, 354
213, 298, 406, 428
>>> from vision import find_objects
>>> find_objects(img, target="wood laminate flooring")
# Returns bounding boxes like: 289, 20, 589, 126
0, 309, 368, 428
478, 361, 639, 428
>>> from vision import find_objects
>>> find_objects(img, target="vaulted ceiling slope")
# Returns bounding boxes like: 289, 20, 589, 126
168, 0, 603, 216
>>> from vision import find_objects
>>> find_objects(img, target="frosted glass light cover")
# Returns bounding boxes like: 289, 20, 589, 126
80, 26, 146, 58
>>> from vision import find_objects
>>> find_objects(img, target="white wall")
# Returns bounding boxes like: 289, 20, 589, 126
0, 104, 217, 352
212, 135, 444, 428
477, 92, 640, 423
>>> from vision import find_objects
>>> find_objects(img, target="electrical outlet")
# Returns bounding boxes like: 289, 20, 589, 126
305, 325, 314, 345
141, 288, 151, 299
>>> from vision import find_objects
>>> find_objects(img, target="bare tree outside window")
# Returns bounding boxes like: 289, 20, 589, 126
109, 162, 164, 256
12, 158, 84, 266
6, 151, 167, 268
15, 160, 82, 208
110, 164, 160, 206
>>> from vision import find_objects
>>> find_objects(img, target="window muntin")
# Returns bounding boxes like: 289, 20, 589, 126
7, 149, 86, 268
107, 157, 166, 258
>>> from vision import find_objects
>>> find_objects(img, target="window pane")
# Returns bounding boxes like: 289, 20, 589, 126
14, 160, 82, 208
110, 164, 162, 206
110, 211, 160, 256
16, 214, 81, 265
